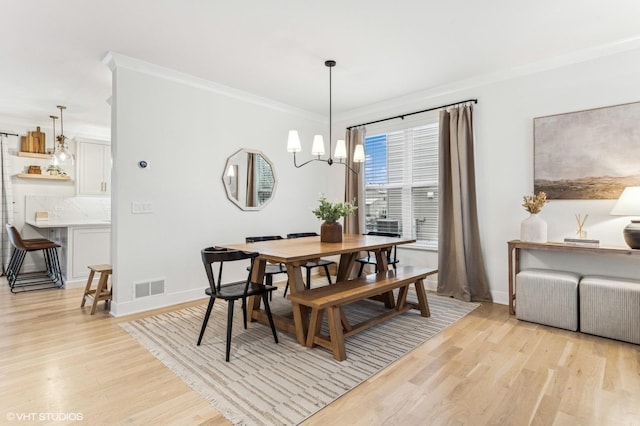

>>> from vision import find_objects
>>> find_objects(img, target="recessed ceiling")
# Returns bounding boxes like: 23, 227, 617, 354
2, 0, 640, 137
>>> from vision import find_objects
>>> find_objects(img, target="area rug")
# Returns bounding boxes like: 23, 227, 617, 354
120, 290, 479, 425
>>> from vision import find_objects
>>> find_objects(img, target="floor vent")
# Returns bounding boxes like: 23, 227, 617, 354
134, 279, 165, 298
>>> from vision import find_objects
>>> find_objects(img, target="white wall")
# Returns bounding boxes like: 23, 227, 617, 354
108, 55, 332, 315
333, 47, 640, 303
108, 46, 640, 314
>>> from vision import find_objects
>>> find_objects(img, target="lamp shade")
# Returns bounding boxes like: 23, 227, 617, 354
353, 144, 365, 163
287, 130, 301, 153
311, 135, 325, 156
610, 187, 640, 216
334, 140, 347, 160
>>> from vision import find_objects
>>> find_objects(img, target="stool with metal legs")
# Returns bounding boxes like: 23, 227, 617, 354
5, 224, 64, 293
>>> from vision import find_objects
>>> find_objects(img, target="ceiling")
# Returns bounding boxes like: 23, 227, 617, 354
2, 0, 640, 137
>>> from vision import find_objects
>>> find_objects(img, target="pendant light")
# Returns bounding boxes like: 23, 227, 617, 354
287, 60, 365, 173
49, 105, 74, 167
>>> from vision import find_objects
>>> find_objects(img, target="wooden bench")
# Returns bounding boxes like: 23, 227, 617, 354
288, 265, 438, 361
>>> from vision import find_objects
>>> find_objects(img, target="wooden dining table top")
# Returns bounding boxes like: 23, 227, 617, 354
223, 233, 416, 264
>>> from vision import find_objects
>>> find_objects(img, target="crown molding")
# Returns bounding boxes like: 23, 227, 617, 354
336, 35, 640, 126
102, 52, 326, 124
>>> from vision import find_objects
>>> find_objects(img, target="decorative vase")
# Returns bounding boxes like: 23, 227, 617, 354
320, 221, 342, 243
520, 213, 547, 243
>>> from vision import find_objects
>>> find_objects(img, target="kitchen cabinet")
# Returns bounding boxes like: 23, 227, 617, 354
32, 222, 111, 285
77, 140, 111, 196
69, 226, 111, 281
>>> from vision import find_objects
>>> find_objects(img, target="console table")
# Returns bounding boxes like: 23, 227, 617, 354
507, 240, 639, 315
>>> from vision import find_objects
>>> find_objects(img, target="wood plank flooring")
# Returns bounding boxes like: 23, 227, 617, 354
1, 279, 638, 425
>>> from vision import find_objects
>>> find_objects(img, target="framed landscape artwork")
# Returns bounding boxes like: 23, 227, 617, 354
534, 101, 640, 199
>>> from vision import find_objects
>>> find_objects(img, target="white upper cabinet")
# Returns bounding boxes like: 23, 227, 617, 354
77, 139, 111, 196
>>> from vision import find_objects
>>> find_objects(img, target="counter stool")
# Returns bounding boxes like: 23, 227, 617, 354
81, 264, 113, 314
5, 224, 64, 293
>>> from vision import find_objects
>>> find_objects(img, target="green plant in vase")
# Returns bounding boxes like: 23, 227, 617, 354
312, 195, 357, 243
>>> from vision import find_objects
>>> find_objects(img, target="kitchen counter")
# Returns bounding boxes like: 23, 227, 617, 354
26, 219, 111, 228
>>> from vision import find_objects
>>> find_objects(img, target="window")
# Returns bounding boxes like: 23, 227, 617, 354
363, 122, 439, 246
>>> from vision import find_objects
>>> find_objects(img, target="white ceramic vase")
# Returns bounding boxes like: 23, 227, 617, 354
520, 213, 547, 243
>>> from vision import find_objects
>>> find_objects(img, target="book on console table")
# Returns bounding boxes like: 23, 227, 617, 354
563, 238, 600, 247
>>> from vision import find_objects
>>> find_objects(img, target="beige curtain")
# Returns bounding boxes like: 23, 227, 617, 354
438, 104, 492, 302
344, 127, 365, 234
246, 153, 256, 207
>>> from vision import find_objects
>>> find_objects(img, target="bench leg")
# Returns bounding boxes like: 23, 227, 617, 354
306, 308, 324, 347
327, 306, 346, 361
414, 279, 430, 317
340, 308, 352, 332
396, 285, 409, 311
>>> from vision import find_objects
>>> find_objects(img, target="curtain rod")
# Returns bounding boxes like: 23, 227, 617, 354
346, 98, 478, 130
0, 132, 18, 137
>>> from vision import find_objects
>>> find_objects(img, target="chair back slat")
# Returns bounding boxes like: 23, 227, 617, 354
287, 232, 318, 239
246, 235, 283, 243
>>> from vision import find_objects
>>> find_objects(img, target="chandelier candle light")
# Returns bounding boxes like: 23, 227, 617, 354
287, 60, 365, 174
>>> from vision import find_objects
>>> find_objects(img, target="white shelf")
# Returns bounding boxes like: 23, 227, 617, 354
16, 173, 71, 181
17, 152, 52, 159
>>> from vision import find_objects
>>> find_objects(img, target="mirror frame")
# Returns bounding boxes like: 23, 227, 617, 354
222, 148, 277, 211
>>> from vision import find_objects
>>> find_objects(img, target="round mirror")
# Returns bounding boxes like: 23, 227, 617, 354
223, 149, 276, 211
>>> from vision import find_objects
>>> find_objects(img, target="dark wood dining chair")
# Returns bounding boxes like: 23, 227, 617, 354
356, 231, 401, 277
197, 247, 278, 362
285, 232, 335, 296
245, 235, 288, 300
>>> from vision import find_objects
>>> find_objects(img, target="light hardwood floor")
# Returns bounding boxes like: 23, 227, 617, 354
1, 280, 638, 425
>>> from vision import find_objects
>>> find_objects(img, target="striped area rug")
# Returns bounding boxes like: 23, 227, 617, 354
120, 290, 479, 425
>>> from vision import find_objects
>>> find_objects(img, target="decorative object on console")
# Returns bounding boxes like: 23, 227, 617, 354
610, 186, 640, 249
312, 194, 357, 243
575, 213, 588, 239
49, 105, 74, 167
534, 101, 640, 200
520, 191, 547, 243
287, 60, 365, 174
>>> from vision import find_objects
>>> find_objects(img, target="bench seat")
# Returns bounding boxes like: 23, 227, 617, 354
288, 265, 437, 361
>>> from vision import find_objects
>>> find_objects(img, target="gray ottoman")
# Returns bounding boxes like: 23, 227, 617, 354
516, 268, 580, 331
579, 276, 640, 344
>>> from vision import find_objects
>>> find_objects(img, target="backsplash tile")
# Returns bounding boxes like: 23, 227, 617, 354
25, 195, 110, 222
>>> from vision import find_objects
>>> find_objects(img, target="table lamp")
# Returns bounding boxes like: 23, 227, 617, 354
610, 186, 640, 249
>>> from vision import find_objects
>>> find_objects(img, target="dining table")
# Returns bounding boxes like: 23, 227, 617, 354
222, 233, 416, 345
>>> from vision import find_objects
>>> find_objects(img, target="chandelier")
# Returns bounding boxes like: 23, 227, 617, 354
287, 60, 365, 173
49, 105, 74, 167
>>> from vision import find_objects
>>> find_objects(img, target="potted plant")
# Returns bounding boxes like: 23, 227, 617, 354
312, 195, 357, 243
46, 164, 67, 176
521, 191, 547, 242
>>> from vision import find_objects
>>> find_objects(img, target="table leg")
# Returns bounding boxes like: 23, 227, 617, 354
247, 258, 266, 323
375, 248, 395, 308
336, 252, 358, 281
287, 262, 310, 345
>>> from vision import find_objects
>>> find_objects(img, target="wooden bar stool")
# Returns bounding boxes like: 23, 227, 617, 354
81, 264, 113, 314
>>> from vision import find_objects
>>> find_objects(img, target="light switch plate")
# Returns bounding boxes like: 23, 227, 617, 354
131, 201, 153, 214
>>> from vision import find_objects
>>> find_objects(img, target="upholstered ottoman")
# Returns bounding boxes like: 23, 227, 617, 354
516, 268, 580, 331
579, 276, 640, 344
